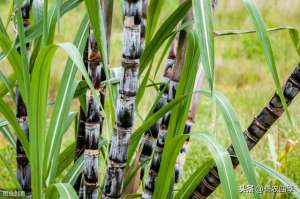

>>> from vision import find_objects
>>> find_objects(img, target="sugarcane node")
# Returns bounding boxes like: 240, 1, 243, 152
253, 117, 268, 131
192, 191, 205, 199
163, 59, 176, 79
202, 177, 217, 191
124, 1, 142, 24
210, 167, 220, 180
16, 154, 29, 165
83, 179, 98, 187
122, 57, 140, 68
227, 146, 239, 166
244, 129, 258, 143
284, 79, 300, 104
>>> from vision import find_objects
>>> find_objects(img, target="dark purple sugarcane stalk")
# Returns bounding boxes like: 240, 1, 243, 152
74, 39, 89, 196
15, 0, 31, 197
80, 28, 106, 199
102, 0, 143, 198
174, 67, 205, 183
191, 63, 300, 199
138, 41, 177, 177
142, 27, 189, 199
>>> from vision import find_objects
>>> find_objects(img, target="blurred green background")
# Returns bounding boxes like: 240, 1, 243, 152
0, 0, 300, 198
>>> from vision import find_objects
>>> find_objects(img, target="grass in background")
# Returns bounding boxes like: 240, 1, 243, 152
0, 0, 300, 198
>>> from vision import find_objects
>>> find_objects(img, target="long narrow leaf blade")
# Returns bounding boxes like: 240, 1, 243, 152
192, 133, 240, 199
193, 0, 215, 91
254, 161, 300, 199
241, 0, 292, 124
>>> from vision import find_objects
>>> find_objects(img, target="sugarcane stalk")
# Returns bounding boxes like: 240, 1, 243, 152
15, 0, 31, 197
139, 41, 177, 177
102, 1, 142, 198
174, 66, 205, 183
191, 63, 300, 199
80, 27, 106, 199
74, 39, 89, 195
142, 25, 189, 199
122, 0, 149, 194
75, 1, 113, 196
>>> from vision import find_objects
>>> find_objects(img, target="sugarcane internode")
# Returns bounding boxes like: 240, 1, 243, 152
103, 0, 142, 198
192, 63, 300, 199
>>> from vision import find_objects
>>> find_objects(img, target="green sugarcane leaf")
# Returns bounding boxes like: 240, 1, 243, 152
29, 45, 58, 199
56, 142, 76, 178
0, 16, 6, 33
289, 29, 300, 57
153, 135, 189, 199
0, 70, 15, 101
253, 161, 300, 198
62, 112, 77, 136
31, 39, 97, 197
145, 0, 165, 44
52, 183, 78, 199
154, 32, 200, 198
0, 0, 83, 61
0, 32, 29, 107
130, 95, 185, 143
0, 152, 21, 189
44, 15, 89, 184
0, 125, 16, 148
0, 74, 16, 97
190, 133, 240, 199
136, 34, 176, 107
127, 82, 170, 164
62, 155, 84, 185
174, 159, 214, 199
241, 0, 292, 125
215, 26, 298, 37
193, 0, 215, 92
139, 0, 192, 76
15, 0, 30, 85
167, 31, 200, 139
198, 89, 259, 198
0, 98, 29, 158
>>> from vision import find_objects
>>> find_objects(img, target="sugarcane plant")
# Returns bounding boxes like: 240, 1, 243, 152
0, 0, 300, 199
15, 0, 32, 197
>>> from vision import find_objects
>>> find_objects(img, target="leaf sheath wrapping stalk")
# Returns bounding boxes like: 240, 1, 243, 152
191, 63, 300, 199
